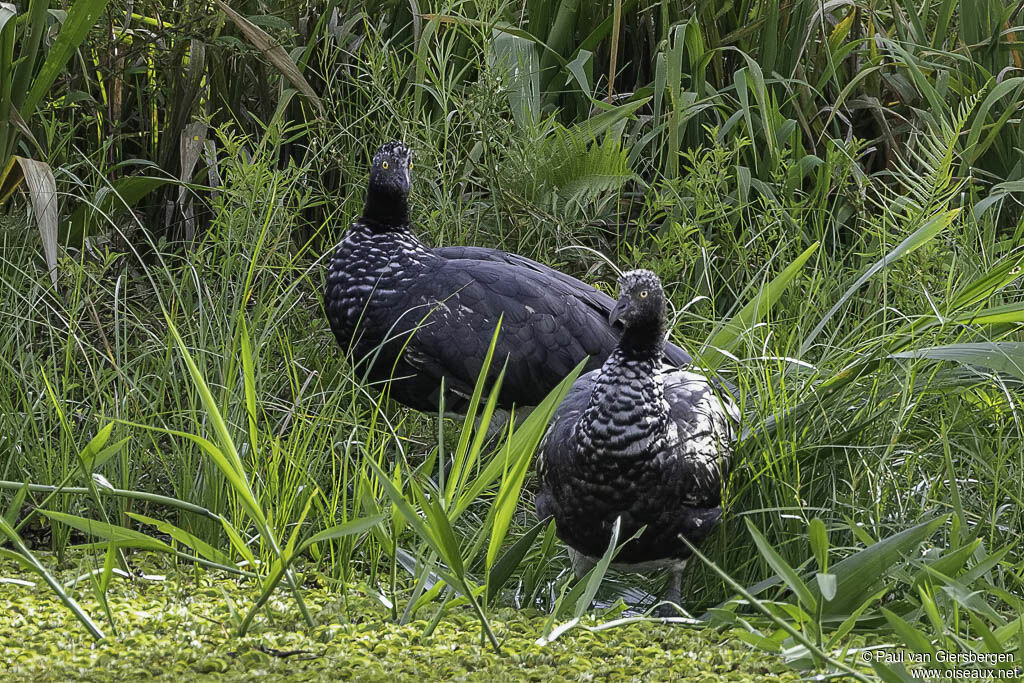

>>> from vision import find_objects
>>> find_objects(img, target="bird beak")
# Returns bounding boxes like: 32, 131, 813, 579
608, 299, 626, 326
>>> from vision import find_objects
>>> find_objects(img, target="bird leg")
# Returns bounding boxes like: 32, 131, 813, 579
568, 548, 597, 579
476, 408, 511, 444
476, 406, 533, 450
656, 560, 687, 618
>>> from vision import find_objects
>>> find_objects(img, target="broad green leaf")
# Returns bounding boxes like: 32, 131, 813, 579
890, 343, 1024, 381
567, 97, 651, 142
77, 423, 114, 471
298, 514, 387, 555
917, 585, 943, 634
808, 517, 829, 572
881, 607, 936, 656
912, 539, 981, 592
968, 612, 1004, 655
827, 586, 888, 648
488, 30, 541, 129
682, 538, 872, 681
564, 50, 593, 99
413, 480, 466, 577
67, 176, 173, 244
994, 615, 1024, 648
4, 482, 28, 526
84, 438, 130, 474
22, 0, 113, 119
948, 252, 1024, 312
871, 661, 916, 683
951, 302, 1024, 326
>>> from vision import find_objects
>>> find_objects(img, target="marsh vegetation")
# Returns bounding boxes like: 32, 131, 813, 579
2, 1, 1023, 680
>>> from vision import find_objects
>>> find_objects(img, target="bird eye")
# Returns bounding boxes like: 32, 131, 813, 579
639, 290, 649, 298
409, 162, 414, 169
382, 161, 389, 170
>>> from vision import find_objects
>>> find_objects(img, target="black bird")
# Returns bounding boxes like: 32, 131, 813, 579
535, 269, 737, 615
324, 142, 692, 414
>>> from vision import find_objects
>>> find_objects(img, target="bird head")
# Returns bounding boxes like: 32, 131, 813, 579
363, 142, 414, 227
608, 269, 667, 329
369, 141, 413, 197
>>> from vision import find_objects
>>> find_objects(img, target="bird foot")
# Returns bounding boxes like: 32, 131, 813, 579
653, 601, 681, 618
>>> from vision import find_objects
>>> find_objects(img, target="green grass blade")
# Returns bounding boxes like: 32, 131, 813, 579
486, 517, 547, 602
127, 512, 232, 565
702, 241, 818, 369
811, 515, 948, 619
39, 510, 173, 553
802, 210, 958, 354
298, 514, 388, 555
572, 516, 622, 619
744, 518, 817, 613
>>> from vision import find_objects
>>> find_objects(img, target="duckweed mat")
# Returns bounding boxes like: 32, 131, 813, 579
1, 558, 799, 681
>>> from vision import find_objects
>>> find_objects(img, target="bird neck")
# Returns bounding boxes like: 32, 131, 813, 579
362, 185, 410, 228
578, 353, 669, 458
617, 320, 667, 362
346, 219, 432, 261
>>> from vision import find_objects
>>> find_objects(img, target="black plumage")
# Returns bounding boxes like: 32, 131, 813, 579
324, 142, 692, 414
535, 269, 737, 614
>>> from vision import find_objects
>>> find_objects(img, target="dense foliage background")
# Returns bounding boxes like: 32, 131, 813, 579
2, 1, 1023, 679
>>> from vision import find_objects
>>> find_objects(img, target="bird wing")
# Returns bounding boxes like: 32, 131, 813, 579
397, 259, 617, 407
435, 246, 692, 367
662, 368, 738, 505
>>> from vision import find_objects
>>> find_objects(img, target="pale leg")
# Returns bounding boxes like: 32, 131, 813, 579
656, 559, 687, 617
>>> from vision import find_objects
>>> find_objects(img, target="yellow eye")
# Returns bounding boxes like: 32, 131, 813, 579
382, 161, 389, 170
409, 161, 414, 169
639, 290, 648, 298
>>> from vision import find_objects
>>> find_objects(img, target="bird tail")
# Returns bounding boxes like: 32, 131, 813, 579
663, 342, 692, 367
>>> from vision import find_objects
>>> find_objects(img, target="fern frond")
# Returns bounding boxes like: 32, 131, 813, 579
884, 90, 983, 223
536, 125, 633, 209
